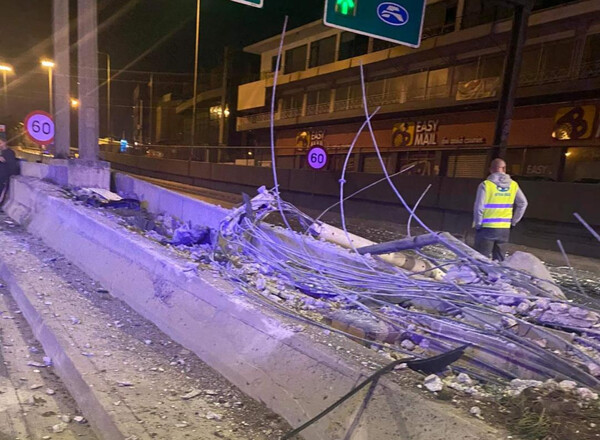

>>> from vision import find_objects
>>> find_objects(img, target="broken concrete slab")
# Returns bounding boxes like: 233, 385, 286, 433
503, 251, 566, 299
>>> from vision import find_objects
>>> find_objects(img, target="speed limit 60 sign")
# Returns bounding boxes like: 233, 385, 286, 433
307, 145, 328, 170
24, 110, 55, 145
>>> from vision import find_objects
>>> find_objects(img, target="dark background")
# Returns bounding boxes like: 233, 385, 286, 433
1, 0, 323, 139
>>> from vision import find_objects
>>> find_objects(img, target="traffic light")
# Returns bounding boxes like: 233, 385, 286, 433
335, 0, 356, 16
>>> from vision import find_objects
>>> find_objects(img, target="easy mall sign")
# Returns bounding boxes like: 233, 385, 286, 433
392, 120, 438, 147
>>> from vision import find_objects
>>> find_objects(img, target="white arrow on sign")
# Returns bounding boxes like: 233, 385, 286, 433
24, 111, 55, 145
230, 0, 263, 8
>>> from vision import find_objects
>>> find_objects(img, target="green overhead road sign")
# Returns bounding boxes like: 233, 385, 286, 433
324, 0, 426, 48
230, 0, 263, 8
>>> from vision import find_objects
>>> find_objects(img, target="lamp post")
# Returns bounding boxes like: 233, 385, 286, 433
98, 51, 111, 139
0, 64, 13, 119
191, 0, 200, 145
41, 59, 55, 117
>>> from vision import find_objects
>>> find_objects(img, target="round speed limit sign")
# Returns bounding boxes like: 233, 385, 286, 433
307, 145, 328, 170
24, 110, 55, 145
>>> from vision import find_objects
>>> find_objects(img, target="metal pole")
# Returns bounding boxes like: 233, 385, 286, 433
48, 67, 54, 117
218, 46, 229, 147
149, 73, 153, 144
107, 53, 111, 139
191, 0, 200, 145
492, 3, 531, 159
2, 72, 7, 116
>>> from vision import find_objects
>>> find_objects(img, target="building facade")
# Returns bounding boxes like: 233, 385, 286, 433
236, 0, 600, 182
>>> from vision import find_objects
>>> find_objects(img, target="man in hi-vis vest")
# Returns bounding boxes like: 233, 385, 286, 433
473, 158, 528, 261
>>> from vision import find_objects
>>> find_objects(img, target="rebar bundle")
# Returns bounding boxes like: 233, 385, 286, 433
218, 189, 600, 389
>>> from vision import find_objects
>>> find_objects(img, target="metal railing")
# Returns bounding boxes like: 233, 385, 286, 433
520, 67, 571, 86
580, 60, 600, 79
240, 83, 454, 126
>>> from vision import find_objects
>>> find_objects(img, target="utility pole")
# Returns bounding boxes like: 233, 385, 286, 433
492, 0, 533, 159
53, 0, 70, 158
78, 0, 100, 161
191, 0, 200, 145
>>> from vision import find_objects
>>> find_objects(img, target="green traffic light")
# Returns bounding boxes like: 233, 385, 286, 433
335, 0, 356, 16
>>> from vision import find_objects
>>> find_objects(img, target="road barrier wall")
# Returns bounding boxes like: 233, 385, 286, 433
102, 151, 600, 257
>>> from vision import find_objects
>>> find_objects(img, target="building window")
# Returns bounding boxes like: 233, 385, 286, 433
309, 36, 336, 68
333, 83, 362, 110
581, 33, 600, 78
271, 55, 281, 73
280, 92, 303, 111
480, 54, 504, 78
372, 39, 394, 52
426, 68, 449, 99
540, 40, 574, 83
422, 0, 457, 39
519, 46, 542, 85
462, 0, 511, 29
306, 89, 331, 115
338, 32, 368, 61
284, 45, 307, 74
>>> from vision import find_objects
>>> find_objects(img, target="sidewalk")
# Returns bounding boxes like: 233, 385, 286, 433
0, 213, 293, 440
0, 278, 97, 440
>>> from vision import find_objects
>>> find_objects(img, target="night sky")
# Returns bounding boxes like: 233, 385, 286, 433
2, 0, 324, 139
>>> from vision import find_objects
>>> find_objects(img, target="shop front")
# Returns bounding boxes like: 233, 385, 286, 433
266, 100, 600, 181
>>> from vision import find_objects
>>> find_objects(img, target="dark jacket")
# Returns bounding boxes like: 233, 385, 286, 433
0, 148, 18, 180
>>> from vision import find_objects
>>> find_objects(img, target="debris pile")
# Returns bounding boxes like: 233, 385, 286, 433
64, 185, 600, 391
218, 188, 600, 389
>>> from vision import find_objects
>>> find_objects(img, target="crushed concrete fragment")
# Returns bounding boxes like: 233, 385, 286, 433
577, 387, 599, 401
470, 406, 482, 418
424, 374, 443, 392
52, 422, 67, 433
206, 411, 223, 421
181, 389, 203, 400
456, 373, 473, 386
27, 361, 46, 368
508, 379, 543, 396
559, 380, 578, 392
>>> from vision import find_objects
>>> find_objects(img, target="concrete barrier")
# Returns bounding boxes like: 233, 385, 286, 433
100, 151, 600, 257
114, 173, 229, 230
4, 175, 505, 440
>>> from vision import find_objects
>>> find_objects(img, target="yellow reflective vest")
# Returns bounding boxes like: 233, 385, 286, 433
481, 180, 519, 228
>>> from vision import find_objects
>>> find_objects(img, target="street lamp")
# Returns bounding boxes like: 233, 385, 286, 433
70, 98, 79, 108
0, 63, 14, 118
40, 59, 55, 117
